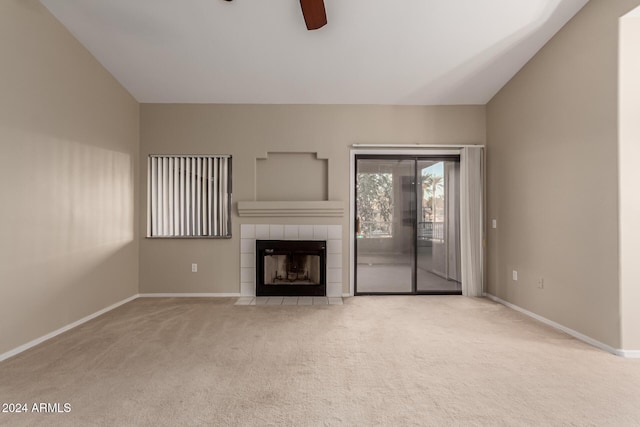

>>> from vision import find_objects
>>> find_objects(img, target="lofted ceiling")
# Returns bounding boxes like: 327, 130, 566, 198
40, 0, 589, 105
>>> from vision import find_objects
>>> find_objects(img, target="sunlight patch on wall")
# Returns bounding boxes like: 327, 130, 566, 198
0, 132, 134, 270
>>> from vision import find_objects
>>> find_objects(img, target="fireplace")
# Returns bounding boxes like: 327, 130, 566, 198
256, 240, 326, 296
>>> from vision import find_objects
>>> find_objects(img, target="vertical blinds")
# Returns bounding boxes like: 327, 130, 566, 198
147, 155, 232, 238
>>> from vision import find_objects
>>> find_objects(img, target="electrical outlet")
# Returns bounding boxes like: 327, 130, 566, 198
537, 278, 544, 289
192, 263, 198, 273
492, 219, 497, 229
512, 270, 518, 281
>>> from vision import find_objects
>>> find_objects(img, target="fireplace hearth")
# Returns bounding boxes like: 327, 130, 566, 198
256, 240, 326, 296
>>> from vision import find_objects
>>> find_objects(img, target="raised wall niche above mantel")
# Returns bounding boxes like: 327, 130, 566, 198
237, 201, 344, 217
243, 151, 341, 217
256, 152, 328, 201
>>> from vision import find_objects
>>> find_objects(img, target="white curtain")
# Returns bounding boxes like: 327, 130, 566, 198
445, 162, 461, 282
460, 147, 484, 297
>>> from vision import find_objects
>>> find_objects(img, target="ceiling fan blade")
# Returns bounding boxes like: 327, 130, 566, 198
300, 0, 327, 30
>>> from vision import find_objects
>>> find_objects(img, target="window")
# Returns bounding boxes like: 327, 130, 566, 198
356, 171, 393, 238
147, 155, 232, 238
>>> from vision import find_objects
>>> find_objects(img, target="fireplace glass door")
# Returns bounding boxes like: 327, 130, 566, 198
256, 240, 326, 296
263, 253, 321, 285
355, 155, 461, 295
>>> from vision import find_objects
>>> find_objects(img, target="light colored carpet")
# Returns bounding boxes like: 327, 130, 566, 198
1, 296, 640, 426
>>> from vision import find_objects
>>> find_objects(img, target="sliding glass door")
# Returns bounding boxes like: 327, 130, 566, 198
355, 155, 461, 295
355, 158, 415, 293
416, 159, 461, 292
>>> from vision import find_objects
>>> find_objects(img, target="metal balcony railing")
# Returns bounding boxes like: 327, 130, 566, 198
357, 220, 444, 241
418, 222, 444, 241
358, 220, 393, 238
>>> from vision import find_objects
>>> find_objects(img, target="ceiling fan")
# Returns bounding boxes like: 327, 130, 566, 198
224, 0, 327, 31
299, 0, 327, 30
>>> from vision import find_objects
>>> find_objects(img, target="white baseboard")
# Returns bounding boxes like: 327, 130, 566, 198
0, 294, 139, 363
484, 293, 640, 358
0, 292, 242, 362
8, 291, 634, 363
139, 293, 241, 298
618, 350, 640, 358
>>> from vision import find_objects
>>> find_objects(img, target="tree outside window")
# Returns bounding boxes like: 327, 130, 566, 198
356, 172, 393, 238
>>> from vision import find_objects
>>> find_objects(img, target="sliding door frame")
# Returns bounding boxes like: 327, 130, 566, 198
354, 155, 417, 296
352, 150, 462, 296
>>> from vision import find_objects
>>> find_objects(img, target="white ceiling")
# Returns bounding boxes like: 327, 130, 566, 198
41, 0, 588, 105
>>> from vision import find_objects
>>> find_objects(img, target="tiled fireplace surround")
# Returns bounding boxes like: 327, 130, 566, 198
240, 224, 343, 297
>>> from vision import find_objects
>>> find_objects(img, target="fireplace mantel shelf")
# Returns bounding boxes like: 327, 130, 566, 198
237, 201, 344, 217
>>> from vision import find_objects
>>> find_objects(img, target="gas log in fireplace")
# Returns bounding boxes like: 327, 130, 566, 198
256, 240, 326, 297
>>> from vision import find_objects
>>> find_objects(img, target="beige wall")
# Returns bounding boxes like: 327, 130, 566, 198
139, 104, 485, 294
0, 1, 139, 355
7, 0, 634, 358
619, 13, 640, 350
487, 0, 640, 349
